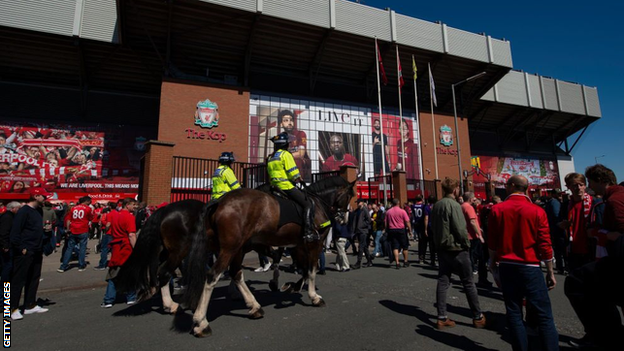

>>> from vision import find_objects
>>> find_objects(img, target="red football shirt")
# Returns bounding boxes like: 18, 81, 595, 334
68, 204, 93, 234
321, 153, 358, 172
111, 209, 136, 240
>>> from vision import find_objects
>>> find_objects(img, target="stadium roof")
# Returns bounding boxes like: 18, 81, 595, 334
0, 0, 601, 153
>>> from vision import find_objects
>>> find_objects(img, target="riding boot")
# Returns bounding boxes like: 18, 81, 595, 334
302, 206, 319, 242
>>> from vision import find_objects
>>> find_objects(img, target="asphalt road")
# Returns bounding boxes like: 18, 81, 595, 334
10, 250, 584, 351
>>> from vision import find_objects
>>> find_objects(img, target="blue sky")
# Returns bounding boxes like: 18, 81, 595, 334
364, 0, 624, 180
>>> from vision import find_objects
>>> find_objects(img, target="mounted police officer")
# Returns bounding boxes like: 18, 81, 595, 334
211, 152, 241, 200
268, 132, 318, 242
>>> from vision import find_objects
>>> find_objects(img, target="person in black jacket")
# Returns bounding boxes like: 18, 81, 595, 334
0, 201, 21, 283
349, 199, 373, 269
10, 188, 52, 320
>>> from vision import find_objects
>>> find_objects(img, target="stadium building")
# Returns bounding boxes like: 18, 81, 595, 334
0, 0, 601, 203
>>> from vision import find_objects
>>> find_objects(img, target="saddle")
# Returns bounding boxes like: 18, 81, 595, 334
256, 184, 305, 228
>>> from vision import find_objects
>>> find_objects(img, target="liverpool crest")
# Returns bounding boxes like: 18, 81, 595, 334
439, 125, 453, 147
194, 99, 220, 128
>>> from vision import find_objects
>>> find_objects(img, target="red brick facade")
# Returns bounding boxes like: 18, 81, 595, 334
158, 79, 250, 160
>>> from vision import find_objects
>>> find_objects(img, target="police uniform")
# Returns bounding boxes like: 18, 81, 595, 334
211, 164, 240, 200
268, 133, 317, 241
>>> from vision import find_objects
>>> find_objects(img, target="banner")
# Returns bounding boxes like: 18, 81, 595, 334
0, 123, 154, 199
472, 155, 560, 189
248, 95, 421, 182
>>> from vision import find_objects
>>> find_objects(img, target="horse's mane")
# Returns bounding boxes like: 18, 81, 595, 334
306, 176, 350, 196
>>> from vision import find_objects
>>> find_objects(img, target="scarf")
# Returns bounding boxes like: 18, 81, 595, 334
568, 192, 592, 241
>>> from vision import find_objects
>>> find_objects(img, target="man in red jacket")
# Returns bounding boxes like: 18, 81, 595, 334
58, 196, 93, 272
101, 198, 137, 307
488, 175, 558, 351
566, 164, 624, 349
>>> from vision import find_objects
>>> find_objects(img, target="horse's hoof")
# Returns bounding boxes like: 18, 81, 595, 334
314, 299, 326, 308
192, 325, 212, 338
269, 281, 278, 292
166, 303, 179, 314
280, 283, 294, 294
250, 308, 265, 319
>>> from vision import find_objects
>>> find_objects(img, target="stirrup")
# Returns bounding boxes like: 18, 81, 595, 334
303, 229, 320, 242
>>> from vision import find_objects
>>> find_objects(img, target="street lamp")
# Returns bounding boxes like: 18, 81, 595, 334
595, 154, 606, 164
452, 71, 487, 194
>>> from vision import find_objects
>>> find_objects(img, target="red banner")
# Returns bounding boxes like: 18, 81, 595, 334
0, 123, 153, 200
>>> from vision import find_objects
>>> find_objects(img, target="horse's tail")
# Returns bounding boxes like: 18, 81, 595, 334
115, 207, 166, 299
182, 201, 218, 309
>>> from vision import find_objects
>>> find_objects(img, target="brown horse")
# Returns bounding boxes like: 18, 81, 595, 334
184, 176, 355, 337
115, 199, 283, 314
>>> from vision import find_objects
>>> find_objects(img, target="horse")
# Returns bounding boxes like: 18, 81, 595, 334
115, 199, 205, 314
114, 199, 283, 314
184, 176, 355, 337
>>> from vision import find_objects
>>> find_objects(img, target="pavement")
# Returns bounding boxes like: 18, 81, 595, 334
12, 243, 588, 351
37, 242, 263, 293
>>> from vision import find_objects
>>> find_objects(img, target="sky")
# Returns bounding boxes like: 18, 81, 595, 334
363, 0, 624, 180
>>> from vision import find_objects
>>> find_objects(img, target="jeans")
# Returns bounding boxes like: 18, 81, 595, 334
355, 232, 371, 264
318, 249, 326, 272
98, 234, 112, 268
469, 239, 481, 272
436, 250, 482, 319
372, 230, 383, 256
335, 238, 350, 271
103, 279, 137, 304
55, 226, 65, 246
418, 231, 436, 263
60, 233, 89, 270
500, 263, 559, 351
11, 250, 43, 311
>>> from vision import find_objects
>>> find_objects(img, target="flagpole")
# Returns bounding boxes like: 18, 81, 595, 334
375, 37, 388, 206
428, 63, 439, 180
413, 55, 425, 193
396, 46, 405, 174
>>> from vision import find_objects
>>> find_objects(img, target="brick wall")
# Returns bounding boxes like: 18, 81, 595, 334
158, 79, 250, 160
418, 112, 472, 183
141, 141, 175, 205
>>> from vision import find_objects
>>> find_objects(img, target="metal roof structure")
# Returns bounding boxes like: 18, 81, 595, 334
0, 0, 601, 155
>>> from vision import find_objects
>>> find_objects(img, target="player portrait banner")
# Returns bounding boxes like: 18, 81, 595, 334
248, 95, 422, 182
0, 122, 153, 200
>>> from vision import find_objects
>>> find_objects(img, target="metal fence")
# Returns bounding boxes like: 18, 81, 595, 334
366, 175, 393, 205
242, 164, 267, 189
170, 156, 257, 202
311, 170, 340, 183
405, 178, 439, 200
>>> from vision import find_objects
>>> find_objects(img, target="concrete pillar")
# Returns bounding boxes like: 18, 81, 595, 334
339, 165, 358, 209
140, 140, 175, 205
392, 170, 408, 205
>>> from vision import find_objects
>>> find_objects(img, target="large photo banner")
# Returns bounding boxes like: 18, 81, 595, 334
0, 123, 154, 200
472, 155, 561, 189
248, 95, 421, 182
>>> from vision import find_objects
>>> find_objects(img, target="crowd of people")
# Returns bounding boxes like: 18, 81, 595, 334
1, 161, 622, 350
0, 192, 165, 320
248, 164, 622, 351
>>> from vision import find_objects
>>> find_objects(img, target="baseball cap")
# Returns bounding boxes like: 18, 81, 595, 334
30, 188, 51, 198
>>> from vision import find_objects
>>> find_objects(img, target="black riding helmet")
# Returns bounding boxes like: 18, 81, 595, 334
219, 151, 235, 164
271, 132, 289, 150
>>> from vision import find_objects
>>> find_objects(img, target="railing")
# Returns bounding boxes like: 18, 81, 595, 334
405, 178, 439, 200
311, 170, 340, 183
366, 175, 394, 205
242, 164, 267, 189
170, 156, 257, 202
